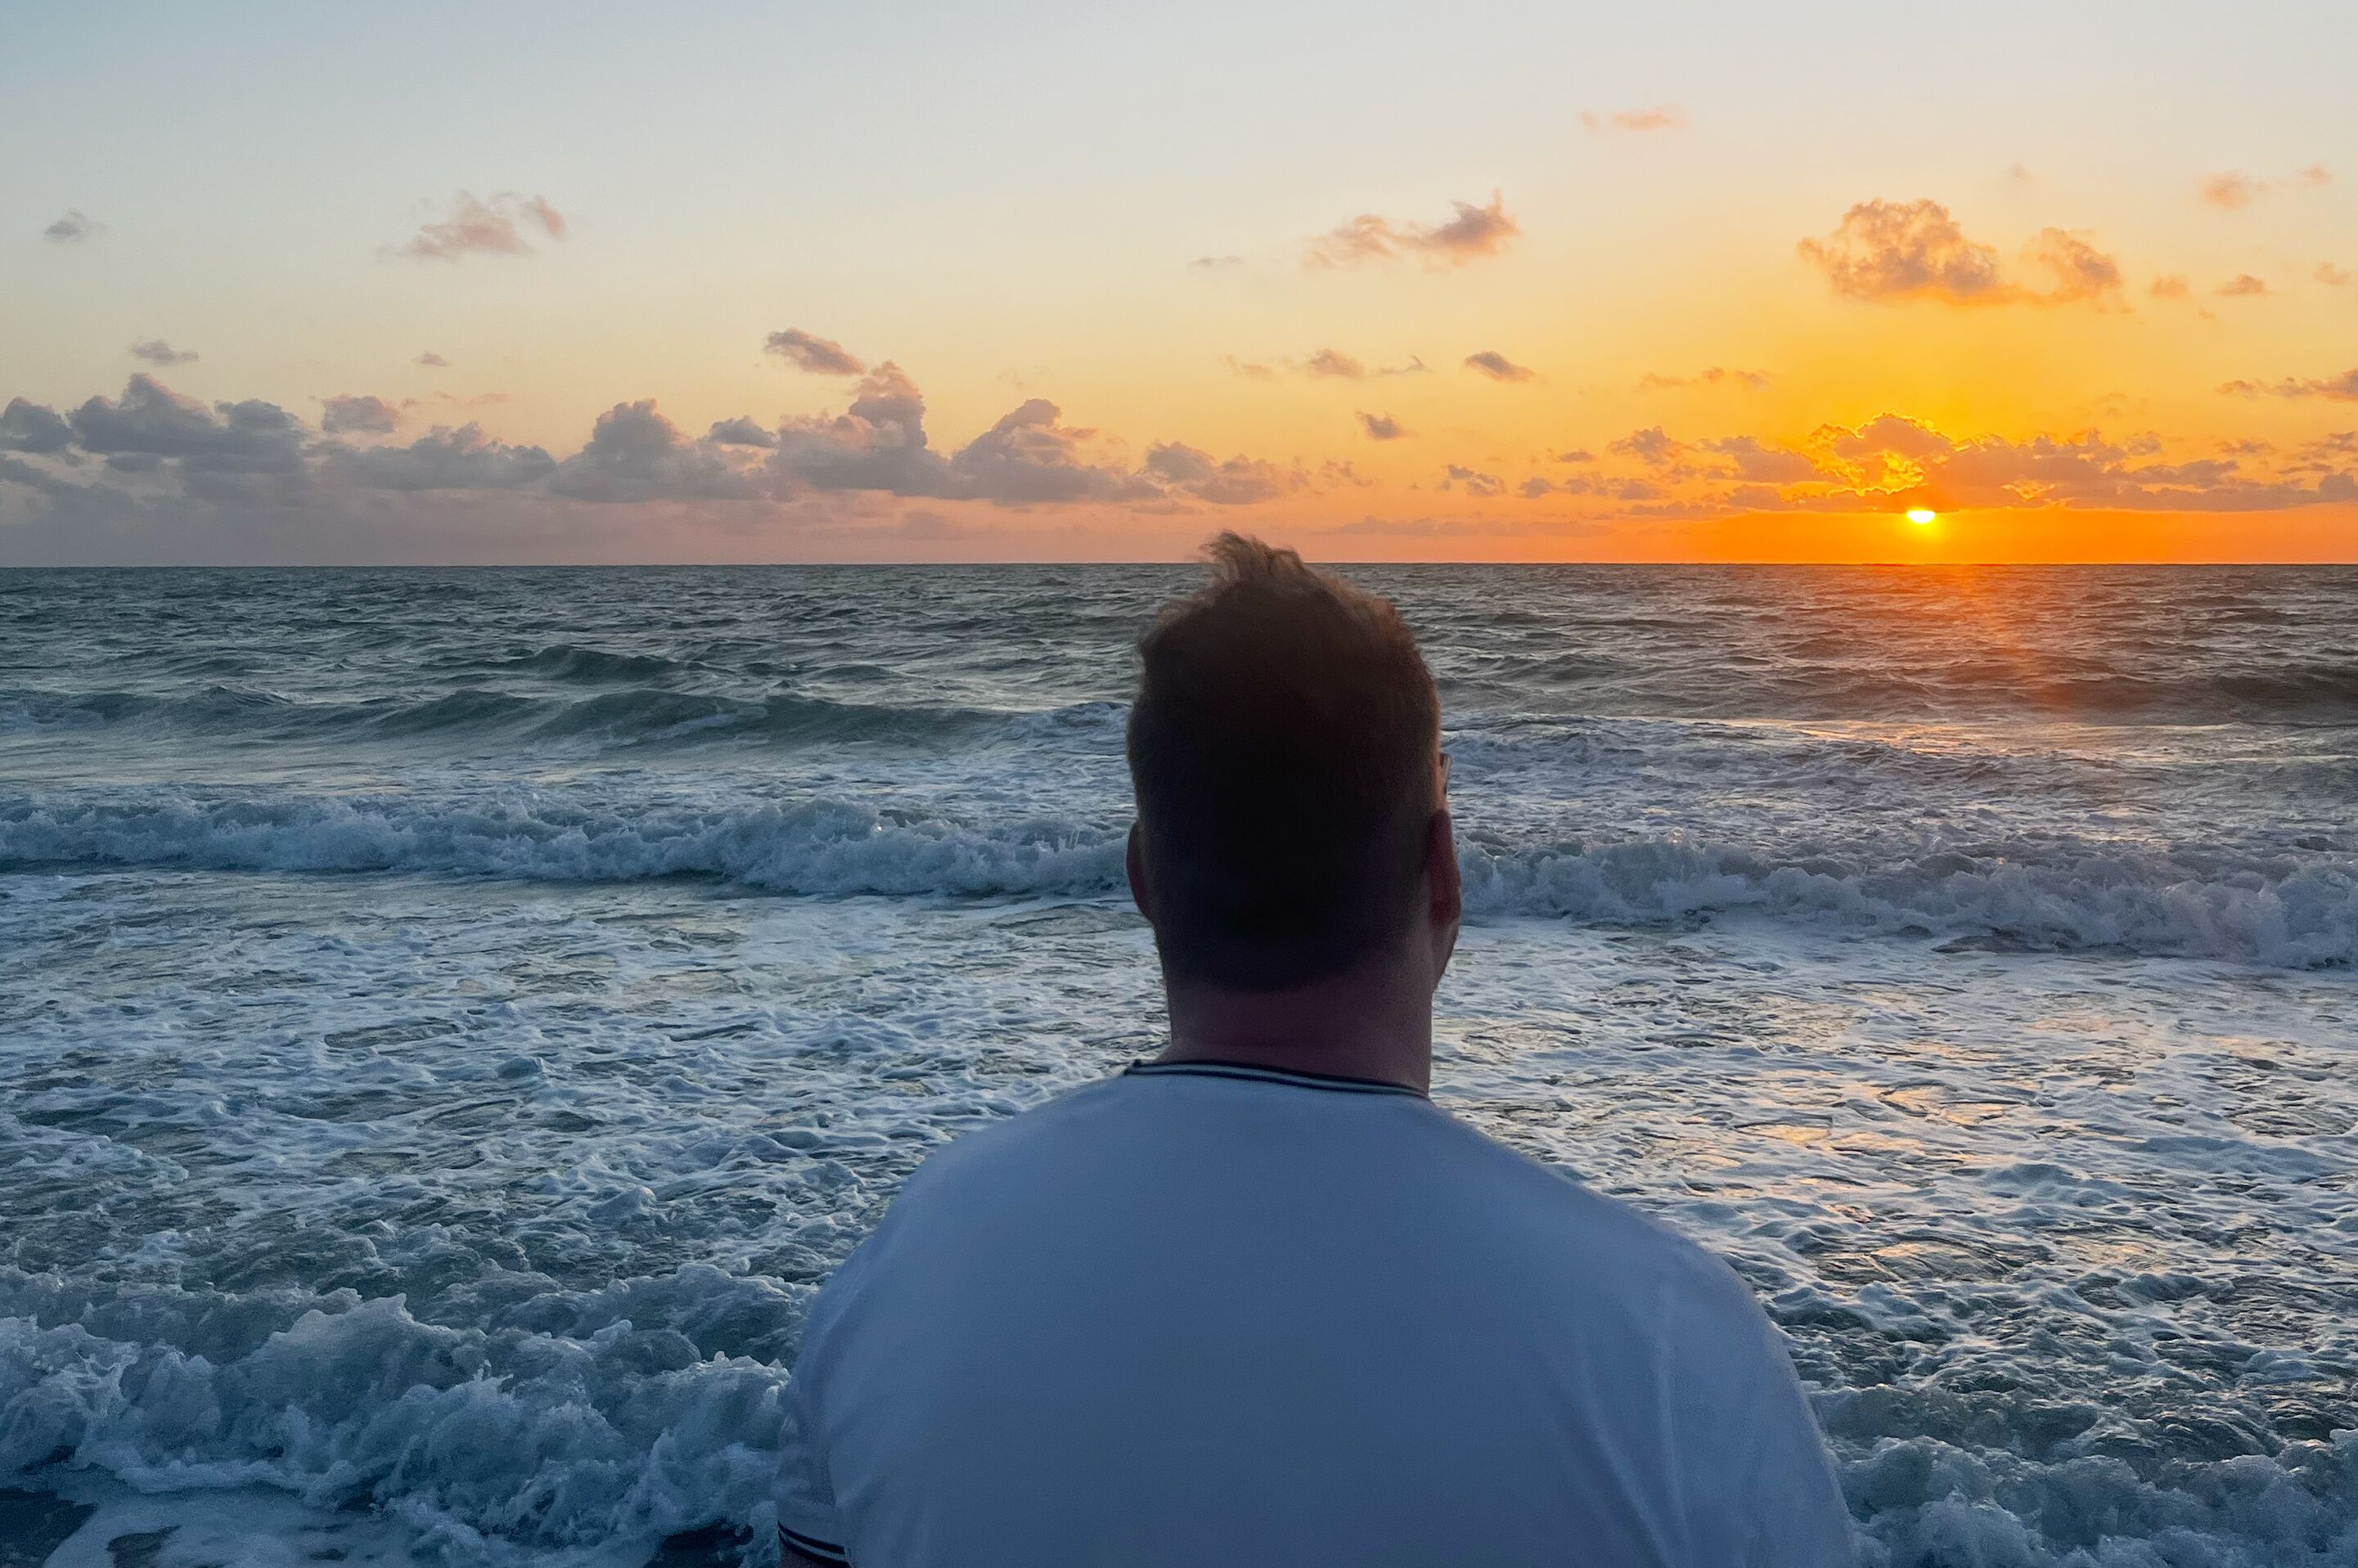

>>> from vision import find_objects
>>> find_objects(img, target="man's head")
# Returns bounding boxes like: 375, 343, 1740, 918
1126, 533, 1456, 994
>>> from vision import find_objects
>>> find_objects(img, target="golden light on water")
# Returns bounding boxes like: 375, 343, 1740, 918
1906, 508, 1939, 526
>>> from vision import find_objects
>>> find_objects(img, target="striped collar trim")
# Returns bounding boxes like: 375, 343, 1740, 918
1123, 1058, 1428, 1099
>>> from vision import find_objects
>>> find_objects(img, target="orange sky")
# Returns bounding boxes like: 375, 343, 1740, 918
3, 2, 2353, 563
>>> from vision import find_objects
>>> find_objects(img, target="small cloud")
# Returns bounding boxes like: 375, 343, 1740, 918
319, 394, 400, 436
1463, 350, 1536, 383
2005, 163, 2036, 184
1799, 199, 2121, 308
764, 328, 865, 376
2218, 368, 2358, 402
1518, 476, 1555, 498
1357, 411, 1410, 441
706, 416, 777, 448
1553, 448, 1595, 464
2297, 164, 2333, 188
1303, 348, 1367, 380
2216, 273, 2271, 297
2318, 263, 2352, 288
1223, 356, 1277, 381
416, 351, 451, 368
1580, 105, 1687, 134
1610, 426, 1684, 465
397, 191, 567, 262
2149, 275, 2192, 300
128, 339, 198, 366
1637, 366, 1771, 392
44, 209, 102, 244
2024, 227, 2123, 303
1305, 192, 1520, 268
1188, 254, 1245, 270
1440, 464, 1505, 496
2202, 173, 2262, 210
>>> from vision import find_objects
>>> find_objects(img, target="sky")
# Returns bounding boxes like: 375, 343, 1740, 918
2, 0, 2354, 564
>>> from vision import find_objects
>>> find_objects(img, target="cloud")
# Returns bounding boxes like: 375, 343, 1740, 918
326, 424, 556, 490
1188, 254, 1245, 270
1303, 348, 1367, 380
1580, 106, 1686, 133
1609, 426, 1683, 466
547, 400, 756, 503
706, 416, 778, 448
319, 395, 400, 436
1357, 411, 1409, 441
1798, 200, 2123, 308
398, 191, 567, 262
44, 210, 102, 244
2203, 167, 2332, 210
1518, 477, 1555, 499
1637, 366, 1771, 392
416, 352, 451, 368
939, 399, 1162, 505
1463, 350, 1537, 383
1305, 192, 1520, 267
1224, 356, 1276, 380
1553, 448, 1595, 464
2005, 163, 2036, 184
0, 399, 75, 455
2218, 369, 2358, 402
2298, 164, 2333, 187
1143, 443, 1298, 505
764, 329, 866, 376
68, 375, 305, 473
129, 339, 199, 366
2216, 273, 2271, 297
2320, 263, 2353, 288
2150, 275, 2192, 300
1440, 464, 1505, 496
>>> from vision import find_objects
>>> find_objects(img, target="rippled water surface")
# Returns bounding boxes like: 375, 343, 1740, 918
2, 565, 2354, 1566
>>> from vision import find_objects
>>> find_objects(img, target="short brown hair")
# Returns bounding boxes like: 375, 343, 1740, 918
1127, 533, 1442, 990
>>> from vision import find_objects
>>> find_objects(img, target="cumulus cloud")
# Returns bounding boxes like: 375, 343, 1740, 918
68, 375, 306, 473
129, 339, 199, 366
706, 416, 778, 448
1357, 411, 1410, 441
2216, 273, 2271, 297
764, 329, 865, 376
1798, 200, 2122, 307
1143, 443, 1298, 505
325, 425, 556, 491
1637, 366, 1771, 392
547, 401, 757, 504
1580, 106, 1686, 133
1440, 464, 1505, 496
398, 191, 567, 262
1305, 193, 1520, 267
44, 210, 102, 244
416, 352, 451, 368
0, 399, 75, 454
1464, 350, 1536, 383
319, 395, 400, 436
2217, 368, 2358, 402
2150, 275, 2193, 300
1303, 348, 1368, 380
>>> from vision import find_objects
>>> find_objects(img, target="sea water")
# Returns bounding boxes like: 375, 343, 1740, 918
1, 564, 2353, 1566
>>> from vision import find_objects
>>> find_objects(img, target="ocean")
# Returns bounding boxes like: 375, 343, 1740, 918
2, 564, 2354, 1566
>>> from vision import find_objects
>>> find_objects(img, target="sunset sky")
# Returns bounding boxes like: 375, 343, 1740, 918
4, 0, 2354, 564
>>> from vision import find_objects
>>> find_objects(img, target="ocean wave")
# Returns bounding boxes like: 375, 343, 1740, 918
2, 789, 2351, 966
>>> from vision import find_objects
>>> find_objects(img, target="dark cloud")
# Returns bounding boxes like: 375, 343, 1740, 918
547, 401, 756, 504
398, 192, 567, 262
1440, 465, 1505, 497
68, 376, 305, 473
325, 425, 557, 491
1306, 193, 1519, 268
0, 399, 74, 455
416, 352, 451, 368
1357, 411, 1409, 441
320, 395, 400, 436
1580, 106, 1686, 133
1303, 348, 1367, 380
764, 329, 866, 376
2218, 369, 2358, 402
1518, 477, 1555, 499
1609, 426, 1682, 465
707, 416, 778, 448
1464, 351, 1536, 383
1143, 443, 1297, 505
129, 339, 199, 366
44, 210, 102, 244
945, 399, 1161, 505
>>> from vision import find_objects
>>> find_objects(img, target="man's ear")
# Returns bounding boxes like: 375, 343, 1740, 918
1126, 821, 1154, 923
1424, 809, 1461, 980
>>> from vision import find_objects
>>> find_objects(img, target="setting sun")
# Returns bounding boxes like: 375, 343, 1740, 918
1906, 509, 1939, 526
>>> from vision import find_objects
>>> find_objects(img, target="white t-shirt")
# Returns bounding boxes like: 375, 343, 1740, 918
776, 1059, 1854, 1567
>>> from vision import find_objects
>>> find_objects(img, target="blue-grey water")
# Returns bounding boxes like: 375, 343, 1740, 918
2, 565, 2355, 1566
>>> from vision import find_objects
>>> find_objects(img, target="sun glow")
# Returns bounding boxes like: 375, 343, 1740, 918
1906, 509, 1938, 526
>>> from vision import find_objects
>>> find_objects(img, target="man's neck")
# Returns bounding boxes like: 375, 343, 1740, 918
1154, 959, 1433, 1094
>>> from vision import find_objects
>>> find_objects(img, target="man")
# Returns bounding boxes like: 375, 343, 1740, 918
776, 534, 1854, 1566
